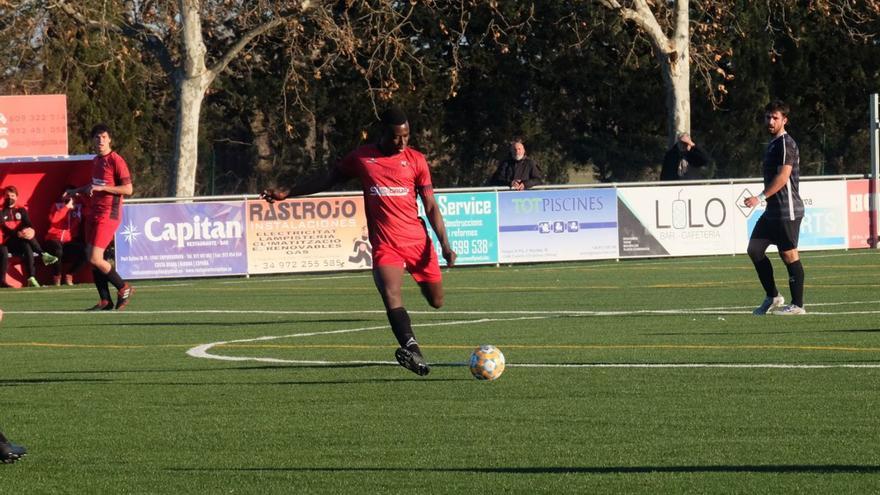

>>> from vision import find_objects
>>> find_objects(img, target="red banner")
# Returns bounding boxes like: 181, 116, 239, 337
0, 95, 68, 158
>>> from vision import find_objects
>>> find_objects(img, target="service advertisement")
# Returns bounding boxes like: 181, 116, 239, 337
115, 202, 248, 279
0, 94, 68, 158
421, 191, 499, 265
734, 180, 848, 253
497, 188, 618, 263
617, 185, 737, 257
246, 196, 368, 274
846, 179, 874, 249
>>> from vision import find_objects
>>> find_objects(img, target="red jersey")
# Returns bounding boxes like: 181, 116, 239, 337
46, 201, 83, 243
337, 144, 432, 247
89, 151, 132, 220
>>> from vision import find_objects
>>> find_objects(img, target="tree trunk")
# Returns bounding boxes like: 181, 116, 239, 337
170, 0, 215, 198
660, 48, 691, 148
172, 74, 211, 197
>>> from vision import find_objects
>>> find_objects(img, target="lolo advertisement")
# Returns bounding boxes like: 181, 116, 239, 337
246, 196, 368, 274
115, 202, 248, 279
497, 188, 618, 262
617, 185, 736, 257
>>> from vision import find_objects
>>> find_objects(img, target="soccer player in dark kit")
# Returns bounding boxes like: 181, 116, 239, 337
261, 107, 456, 376
743, 100, 806, 315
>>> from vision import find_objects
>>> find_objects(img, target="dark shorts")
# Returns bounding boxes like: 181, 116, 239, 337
750, 215, 802, 251
85, 215, 121, 250
373, 238, 442, 283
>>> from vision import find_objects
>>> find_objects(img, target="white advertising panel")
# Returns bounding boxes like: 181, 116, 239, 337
617, 185, 737, 257
733, 180, 848, 253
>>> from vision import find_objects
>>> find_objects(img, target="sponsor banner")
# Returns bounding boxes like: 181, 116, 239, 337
246, 196, 368, 274
847, 179, 873, 249
497, 189, 618, 262
617, 185, 736, 257
0, 95, 68, 157
115, 202, 247, 279
734, 181, 848, 253
421, 191, 499, 265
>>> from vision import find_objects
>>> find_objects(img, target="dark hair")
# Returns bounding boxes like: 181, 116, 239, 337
90, 123, 113, 139
765, 99, 790, 119
4, 185, 18, 195
380, 106, 408, 127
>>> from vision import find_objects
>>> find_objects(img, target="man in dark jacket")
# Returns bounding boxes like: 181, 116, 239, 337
660, 133, 712, 181
488, 138, 544, 190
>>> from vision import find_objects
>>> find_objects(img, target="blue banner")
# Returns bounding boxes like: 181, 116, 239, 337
115, 202, 248, 279
497, 189, 619, 262
422, 191, 499, 265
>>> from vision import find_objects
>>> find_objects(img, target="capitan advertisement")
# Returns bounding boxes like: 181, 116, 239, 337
115, 202, 248, 279
420, 191, 499, 265
0, 94, 69, 158
497, 188, 618, 262
616, 185, 736, 257
246, 196, 369, 274
846, 179, 874, 249
734, 180, 848, 253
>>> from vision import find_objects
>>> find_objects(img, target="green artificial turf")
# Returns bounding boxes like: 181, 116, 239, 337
1, 250, 879, 493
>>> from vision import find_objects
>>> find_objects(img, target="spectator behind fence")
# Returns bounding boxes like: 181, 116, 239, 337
44, 187, 87, 286
488, 138, 543, 190
0, 185, 59, 288
660, 133, 712, 181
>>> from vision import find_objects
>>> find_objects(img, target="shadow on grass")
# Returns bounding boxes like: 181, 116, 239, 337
9, 318, 373, 329
167, 464, 880, 475
0, 377, 115, 386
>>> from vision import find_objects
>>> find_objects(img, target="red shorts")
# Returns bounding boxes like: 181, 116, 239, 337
373, 238, 442, 283
85, 215, 121, 250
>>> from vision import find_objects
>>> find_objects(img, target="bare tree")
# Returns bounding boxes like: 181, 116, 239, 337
595, 0, 878, 147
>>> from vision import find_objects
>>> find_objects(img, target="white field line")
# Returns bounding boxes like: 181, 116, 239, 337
184, 313, 880, 369
7, 299, 880, 316
186, 316, 549, 364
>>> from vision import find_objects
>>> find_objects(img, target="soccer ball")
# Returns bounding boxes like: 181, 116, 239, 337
469, 345, 505, 381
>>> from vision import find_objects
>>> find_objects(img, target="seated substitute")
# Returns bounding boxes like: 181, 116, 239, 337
44, 188, 87, 286
0, 185, 59, 288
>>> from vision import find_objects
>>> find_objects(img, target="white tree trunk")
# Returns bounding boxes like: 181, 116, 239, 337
171, 0, 215, 197
602, 0, 691, 147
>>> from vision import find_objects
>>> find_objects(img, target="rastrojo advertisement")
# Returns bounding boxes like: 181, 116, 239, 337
246, 196, 369, 274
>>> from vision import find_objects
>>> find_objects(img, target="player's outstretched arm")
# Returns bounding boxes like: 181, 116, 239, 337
261, 167, 346, 204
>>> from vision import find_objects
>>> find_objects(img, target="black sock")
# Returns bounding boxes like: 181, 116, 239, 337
92, 268, 112, 301
105, 267, 125, 291
785, 259, 805, 308
752, 256, 778, 298
387, 307, 421, 354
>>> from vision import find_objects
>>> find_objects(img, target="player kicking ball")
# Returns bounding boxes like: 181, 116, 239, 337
261, 107, 456, 376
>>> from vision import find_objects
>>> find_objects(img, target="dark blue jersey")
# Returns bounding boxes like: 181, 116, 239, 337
762, 133, 804, 220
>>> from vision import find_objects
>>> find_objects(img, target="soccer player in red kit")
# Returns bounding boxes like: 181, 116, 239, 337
261, 107, 456, 376
70, 124, 134, 310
